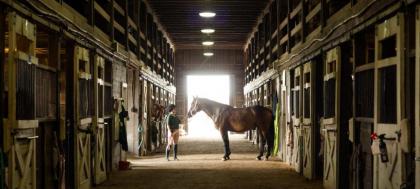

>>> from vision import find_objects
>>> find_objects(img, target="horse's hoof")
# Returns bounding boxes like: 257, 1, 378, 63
256, 157, 262, 161
264, 157, 268, 161
226, 156, 230, 160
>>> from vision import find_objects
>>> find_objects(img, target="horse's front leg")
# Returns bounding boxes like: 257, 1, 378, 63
220, 129, 231, 161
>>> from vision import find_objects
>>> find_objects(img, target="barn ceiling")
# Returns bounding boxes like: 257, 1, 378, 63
147, 0, 270, 50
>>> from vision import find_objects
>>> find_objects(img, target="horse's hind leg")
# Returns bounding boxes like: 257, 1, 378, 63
265, 140, 272, 160
220, 129, 231, 161
265, 131, 273, 160
257, 134, 266, 160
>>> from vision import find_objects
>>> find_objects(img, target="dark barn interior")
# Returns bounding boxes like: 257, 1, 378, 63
0, 0, 420, 189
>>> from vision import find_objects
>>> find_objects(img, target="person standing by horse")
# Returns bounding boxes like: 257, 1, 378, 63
165, 104, 181, 161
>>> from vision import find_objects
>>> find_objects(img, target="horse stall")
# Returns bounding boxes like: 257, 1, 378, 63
126, 68, 140, 156
283, 70, 294, 165
278, 71, 288, 162
34, 25, 61, 189
93, 55, 112, 185
290, 66, 303, 173
372, 13, 412, 189
72, 46, 94, 189
101, 59, 113, 180
321, 45, 353, 189
111, 60, 127, 170
139, 77, 149, 155
352, 26, 375, 189
301, 59, 323, 180
3, 12, 39, 189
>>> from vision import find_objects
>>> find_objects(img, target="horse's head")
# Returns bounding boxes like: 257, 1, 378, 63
152, 103, 165, 121
187, 96, 200, 118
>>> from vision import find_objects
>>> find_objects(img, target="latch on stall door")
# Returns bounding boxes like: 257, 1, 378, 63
371, 133, 396, 163
378, 134, 389, 163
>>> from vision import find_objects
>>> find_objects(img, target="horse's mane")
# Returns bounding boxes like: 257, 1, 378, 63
196, 98, 233, 126
197, 98, 232, 109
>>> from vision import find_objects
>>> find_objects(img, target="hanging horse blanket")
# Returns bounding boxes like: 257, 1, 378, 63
119, 104, 129, 151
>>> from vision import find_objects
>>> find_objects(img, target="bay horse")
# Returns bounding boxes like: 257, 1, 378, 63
151, 103, 165, 122
187, 97, 274, 161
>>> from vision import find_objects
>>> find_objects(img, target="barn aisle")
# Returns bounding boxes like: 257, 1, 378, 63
95, 134, 322, 189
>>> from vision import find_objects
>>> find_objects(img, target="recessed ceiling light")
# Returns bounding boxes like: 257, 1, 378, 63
199, 12, 216, 18
201, 29, 215, 34
204, 52, 214, 57
202, 41, 214, 46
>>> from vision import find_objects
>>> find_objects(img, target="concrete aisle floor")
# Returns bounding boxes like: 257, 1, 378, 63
96, 134, 323, 189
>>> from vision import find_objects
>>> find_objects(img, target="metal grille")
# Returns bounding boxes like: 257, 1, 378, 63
35, 68, 57, 119
323, 78, 336, 118
355, 70, 374, 118
79, 79, 93, 119
293, 89, 300, 117
104, 86, 113, 116
98, 85, 103, 117
379, 66, 396, 123
304, 88, 310, 118
290, 72, 295, 116
16, 60, 35, 119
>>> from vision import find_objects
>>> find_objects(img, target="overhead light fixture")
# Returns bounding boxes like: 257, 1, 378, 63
202, 41, 214, 46
204, 52, 214, 57
199, 12, 216, 18
201, 29, 215, 34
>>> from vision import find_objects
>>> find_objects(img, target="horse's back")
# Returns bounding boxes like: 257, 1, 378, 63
225, 106, 272, 132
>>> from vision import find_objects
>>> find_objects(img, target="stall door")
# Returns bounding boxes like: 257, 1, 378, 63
140, 79, 148, 155
373, 14, 405, 189
94, 56, 106, 184
323, 47, 340, 189
416, 6, 420, 189
353, 27, 375, 189
291, 67, 303, 173
5, 12, 38, 189
279, 72, 288, 161
302, 62, 314, 179
74, 46, 92, 189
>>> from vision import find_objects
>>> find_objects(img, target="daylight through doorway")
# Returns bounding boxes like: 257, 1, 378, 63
187, 75, 230, 138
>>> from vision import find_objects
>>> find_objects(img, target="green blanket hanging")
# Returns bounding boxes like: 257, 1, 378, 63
272, 102, 280, 156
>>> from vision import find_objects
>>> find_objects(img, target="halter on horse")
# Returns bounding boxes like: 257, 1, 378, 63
187, 97, 274, 161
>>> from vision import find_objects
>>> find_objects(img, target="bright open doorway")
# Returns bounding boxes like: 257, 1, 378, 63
187, 75, 230, 138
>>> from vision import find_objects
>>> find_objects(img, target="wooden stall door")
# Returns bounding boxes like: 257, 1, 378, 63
140, 80, 148, 155
94, 56, 106, 184
74, 46, 92, 189
6, 12, 38, 189
322, 47, 340, 189
280, 73, 288, 162
353, 27, 375, 189
373, 14, 405, 189
302, 62, 314, 179
416, 5, 420, 189
292, 67, 303, 173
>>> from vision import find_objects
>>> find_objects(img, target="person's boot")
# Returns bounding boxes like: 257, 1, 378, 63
165, 145, 171, 161
173, 144, 178, 160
